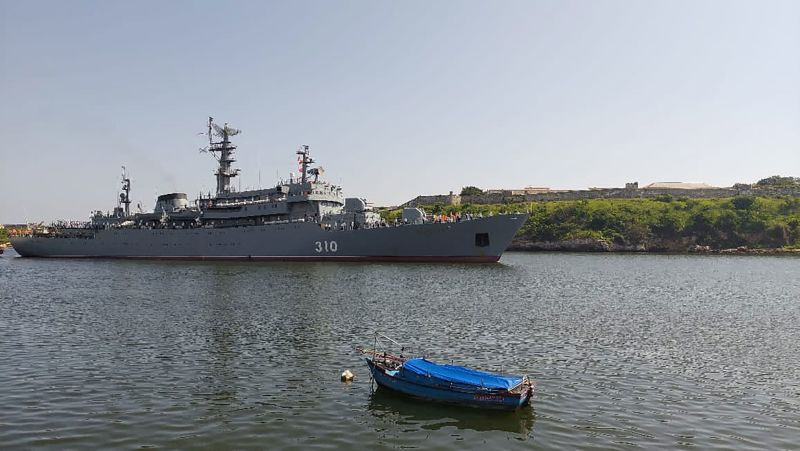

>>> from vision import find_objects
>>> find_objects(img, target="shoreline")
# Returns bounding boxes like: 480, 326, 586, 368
508, 239, 800, 255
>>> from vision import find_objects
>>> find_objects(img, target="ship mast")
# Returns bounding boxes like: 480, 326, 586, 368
297, 145, 314, 184
120, 166, 131, 217
205, 117, 241, 195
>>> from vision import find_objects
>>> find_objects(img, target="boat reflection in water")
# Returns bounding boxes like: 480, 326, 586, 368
367, 388, 535, 436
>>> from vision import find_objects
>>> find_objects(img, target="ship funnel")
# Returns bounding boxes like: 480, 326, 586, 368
154, 193, 189, 213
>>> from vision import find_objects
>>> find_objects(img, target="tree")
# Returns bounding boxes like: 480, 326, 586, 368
756, 175, 800, 187
623, 221, 651, 245
732, 196, 755, 210
460, 186, 483, 196
686, 211, 716, 244
651, 211, 684, 239
765, 224, 789, 247
714, 210, 743, 247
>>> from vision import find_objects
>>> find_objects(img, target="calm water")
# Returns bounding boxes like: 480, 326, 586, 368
1, 250, 799, 450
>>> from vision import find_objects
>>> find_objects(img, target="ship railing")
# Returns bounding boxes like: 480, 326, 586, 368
47, 220, 94, 230
313, 210, 498, 231
28, 210, 508, 235
210, 197, 289, 208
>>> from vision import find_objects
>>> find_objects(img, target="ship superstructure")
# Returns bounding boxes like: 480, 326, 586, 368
11, 118, 527, 262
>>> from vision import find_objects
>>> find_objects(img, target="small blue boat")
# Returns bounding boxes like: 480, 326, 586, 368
361, 348, 534, 410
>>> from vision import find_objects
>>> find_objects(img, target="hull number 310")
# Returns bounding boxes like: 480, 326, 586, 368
314, 240, 338, 253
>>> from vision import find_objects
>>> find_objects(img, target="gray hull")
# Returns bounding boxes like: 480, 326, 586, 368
11, 214, 527, 262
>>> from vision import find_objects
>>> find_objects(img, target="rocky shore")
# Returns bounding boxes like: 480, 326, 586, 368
508, 238, 800, 255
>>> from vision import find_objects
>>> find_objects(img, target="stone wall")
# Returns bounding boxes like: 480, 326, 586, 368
401, 186, 800, 207
402, 194, 462, 207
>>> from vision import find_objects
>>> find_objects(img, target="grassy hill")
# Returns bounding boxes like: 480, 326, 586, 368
380, 196, 800, 251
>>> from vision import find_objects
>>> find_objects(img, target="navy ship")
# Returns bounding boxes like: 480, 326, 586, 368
11, 118, 527, 262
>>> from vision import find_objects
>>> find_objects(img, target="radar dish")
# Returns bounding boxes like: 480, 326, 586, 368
213, 123, 241, 137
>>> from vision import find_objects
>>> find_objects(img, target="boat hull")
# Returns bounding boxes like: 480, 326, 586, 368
366, 359, 532, 410
11, 214, 526, 262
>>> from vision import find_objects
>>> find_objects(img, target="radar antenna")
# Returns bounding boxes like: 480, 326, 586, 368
119, 166, 131, 217
202, 117, 241, 195
307, 166, 324, 183
296, 145, 317, 184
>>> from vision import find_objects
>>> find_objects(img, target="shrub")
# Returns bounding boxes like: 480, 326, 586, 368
732, 196, 755, 210
460, 186, 483, 196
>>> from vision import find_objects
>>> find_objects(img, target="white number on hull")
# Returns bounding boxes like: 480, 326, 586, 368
314, 240, 338, 253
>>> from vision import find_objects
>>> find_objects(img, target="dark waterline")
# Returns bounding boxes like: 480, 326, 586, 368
1, 250, 798, 449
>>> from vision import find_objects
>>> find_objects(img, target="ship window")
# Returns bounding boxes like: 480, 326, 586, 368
475, 233, 490, 247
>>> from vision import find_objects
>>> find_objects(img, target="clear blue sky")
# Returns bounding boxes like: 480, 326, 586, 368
1, 0, 798, 223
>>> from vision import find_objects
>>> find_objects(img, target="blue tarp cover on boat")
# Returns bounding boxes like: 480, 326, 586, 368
402, 358, 523, 390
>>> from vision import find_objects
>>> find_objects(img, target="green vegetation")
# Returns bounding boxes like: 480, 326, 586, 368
0, 227, 7, 244
381, 196, 800, 250
755, 175, 800, 188
459, 186, 484, 196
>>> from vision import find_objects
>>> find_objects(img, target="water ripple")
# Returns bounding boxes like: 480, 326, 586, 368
1, 251, 799, 449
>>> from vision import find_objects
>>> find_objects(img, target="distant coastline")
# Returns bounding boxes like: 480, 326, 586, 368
402, 177, 800, 208
383, 181, 800, 255
507, 238, 800, 255
7, 177, 800, 256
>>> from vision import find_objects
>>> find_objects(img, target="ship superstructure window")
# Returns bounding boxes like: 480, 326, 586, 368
475, 233, 490, 247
